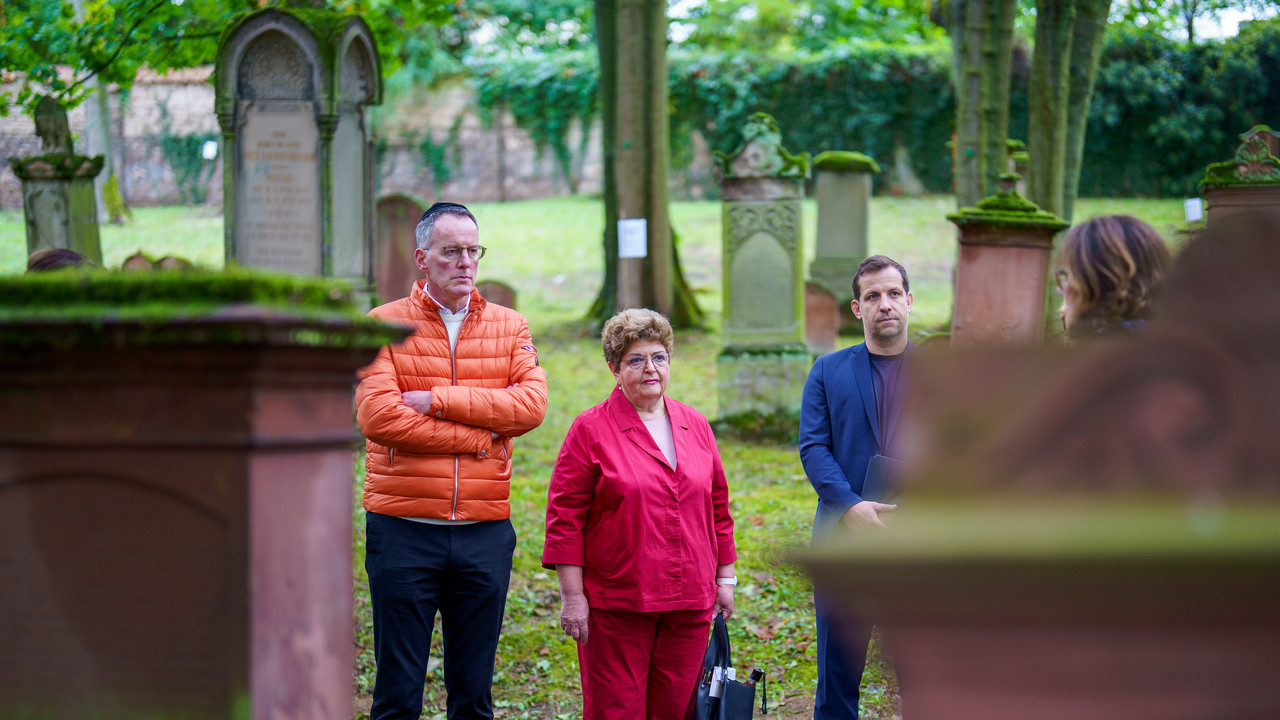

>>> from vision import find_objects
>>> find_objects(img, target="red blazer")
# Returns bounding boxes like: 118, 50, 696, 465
542, 387, 737, 613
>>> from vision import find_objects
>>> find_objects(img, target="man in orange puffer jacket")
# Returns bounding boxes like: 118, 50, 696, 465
356, 202, 548, 720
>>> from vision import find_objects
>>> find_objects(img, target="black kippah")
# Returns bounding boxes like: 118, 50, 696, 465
418, 202, 471, 224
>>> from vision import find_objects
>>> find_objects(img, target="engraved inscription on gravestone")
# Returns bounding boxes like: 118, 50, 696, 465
237, 108, 321, 275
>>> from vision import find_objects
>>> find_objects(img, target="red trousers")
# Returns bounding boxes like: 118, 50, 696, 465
577, 607, 712, 720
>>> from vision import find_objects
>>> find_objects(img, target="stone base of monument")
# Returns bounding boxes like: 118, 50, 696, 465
804, 501, 1280, 720
0, 271, 406, 720
716, 347, 810, 421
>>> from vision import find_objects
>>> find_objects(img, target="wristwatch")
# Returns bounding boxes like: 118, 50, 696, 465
715, 577, 738, 586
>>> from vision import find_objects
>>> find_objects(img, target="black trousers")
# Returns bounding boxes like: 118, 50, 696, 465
365, 512, 517, 720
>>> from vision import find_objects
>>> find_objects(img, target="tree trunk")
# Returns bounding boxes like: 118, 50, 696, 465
1062, 0, 1111, 221
1028, 0, 1111, 221
951, 0, 1018, 207
588, 0, 702, 327
1027, 0, 1076, 217
71, 0, 126, 223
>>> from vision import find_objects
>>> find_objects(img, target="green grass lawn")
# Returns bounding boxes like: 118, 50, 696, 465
0, 194, 1186, 719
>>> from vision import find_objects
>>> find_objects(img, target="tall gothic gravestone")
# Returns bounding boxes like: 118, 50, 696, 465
9, 96, 104, 263
215, 9, 381, 289
810, 150, 879, 330
1201, 125, 1280, 225
948, 175, 1068, 347
716, 113, 811, 419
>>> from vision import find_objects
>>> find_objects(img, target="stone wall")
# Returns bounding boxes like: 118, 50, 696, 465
2, 70, 719, 210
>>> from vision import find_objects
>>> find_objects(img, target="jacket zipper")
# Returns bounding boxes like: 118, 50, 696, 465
449, 311, 466, 520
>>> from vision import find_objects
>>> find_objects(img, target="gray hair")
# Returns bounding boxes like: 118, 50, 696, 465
415, 203, 478, 251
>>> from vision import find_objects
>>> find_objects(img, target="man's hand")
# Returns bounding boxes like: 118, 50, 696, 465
402, 390, 433, 414
559, 592, 590, 644
841, 500, 897, 533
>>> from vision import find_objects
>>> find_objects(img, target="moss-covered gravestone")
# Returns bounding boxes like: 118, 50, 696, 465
948, 175, 1068, 347
215, 9, 381, 289
810, 150, 879, 324
715, 113, 811, 420
1200, 125, 1280, 225
0, 270, 406, 720
9, 96, 105, 263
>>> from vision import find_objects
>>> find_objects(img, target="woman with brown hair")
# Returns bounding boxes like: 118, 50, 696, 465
1054, 214, 1172, 340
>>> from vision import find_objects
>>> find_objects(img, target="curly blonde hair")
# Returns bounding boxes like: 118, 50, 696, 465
1056, 215, 1170, 336
601, 308, 674, 367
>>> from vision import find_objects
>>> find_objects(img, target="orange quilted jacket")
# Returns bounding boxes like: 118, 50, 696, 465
356, 281, 548, 521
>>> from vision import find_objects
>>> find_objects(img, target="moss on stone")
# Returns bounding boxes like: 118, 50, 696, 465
813, 150, 880, 174
712, 409, 801, 444
0, 268, 405, 350
947, 187, 1069, 232
717, 344, 810, 359
9, 153, 104, 180
1199, 133, 1280, 190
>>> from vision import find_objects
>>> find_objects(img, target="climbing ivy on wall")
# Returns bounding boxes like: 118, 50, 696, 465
155, 100, 218, 205
470, 48, 599, 193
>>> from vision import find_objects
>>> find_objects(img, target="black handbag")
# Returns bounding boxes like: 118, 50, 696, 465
688, 613, 768, 720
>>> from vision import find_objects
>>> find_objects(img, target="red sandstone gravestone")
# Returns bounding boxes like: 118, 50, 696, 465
375, 193, 426, 302
0, 270, 407, 720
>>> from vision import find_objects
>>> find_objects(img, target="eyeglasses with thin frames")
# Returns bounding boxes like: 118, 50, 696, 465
623, 352, 670, 370
439, 245, 487, 261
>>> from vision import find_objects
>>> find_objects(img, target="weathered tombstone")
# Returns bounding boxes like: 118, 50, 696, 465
1201, 124, 1280, 225
374, 193, 425, 302
810, 150, 880, 331
477, 279, 518, 309
715, 113, 811, 419
805, 211, 1280, 719
0, 271, 406, 720
8, 96, 105, 263
804, 281, 839, 355
1011, 150, 1029, 197
948, 175, 1068, 347
215, 9, 382, 291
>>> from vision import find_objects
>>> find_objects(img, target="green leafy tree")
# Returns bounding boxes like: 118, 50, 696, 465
671, 0, 945, 52
1111, 0, 1280, 44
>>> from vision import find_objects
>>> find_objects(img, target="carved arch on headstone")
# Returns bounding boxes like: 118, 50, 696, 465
238, 31, 314, 101
336, 26, 381, 106
215, 10, 328, 111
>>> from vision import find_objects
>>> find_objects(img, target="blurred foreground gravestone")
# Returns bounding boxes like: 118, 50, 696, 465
216, 9, 381, 291
948, 176, 1068, 347
1201, 125, 1280, 226
0, 271, 406, 720
715, 113, 811, 420
9, 96, 105, 263
375, 193, 425, 302
805, 212, 1280, 720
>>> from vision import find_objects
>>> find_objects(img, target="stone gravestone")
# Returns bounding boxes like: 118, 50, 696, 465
215, 9, 381, 291
804, 281, 840, 355
810, 150, 879, 332
948, 175, 1068, 347
0, 271, 406, 720
715, 113, 811, 420
8, 96, 105, 263
477, 280, 518, 309
1201, 124, 1280, 225
805, 211, 1280, 720
374, 193, 425, 302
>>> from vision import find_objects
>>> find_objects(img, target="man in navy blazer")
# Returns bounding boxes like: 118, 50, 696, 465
800, 255, 914, 720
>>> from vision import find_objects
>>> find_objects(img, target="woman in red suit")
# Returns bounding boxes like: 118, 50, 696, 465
542, 308, 738, 720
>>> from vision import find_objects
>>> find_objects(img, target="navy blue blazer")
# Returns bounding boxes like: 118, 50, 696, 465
799, 341, 913, 523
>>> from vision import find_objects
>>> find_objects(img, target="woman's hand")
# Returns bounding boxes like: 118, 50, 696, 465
712, 584, 735, 620
560, 592, 590, 644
